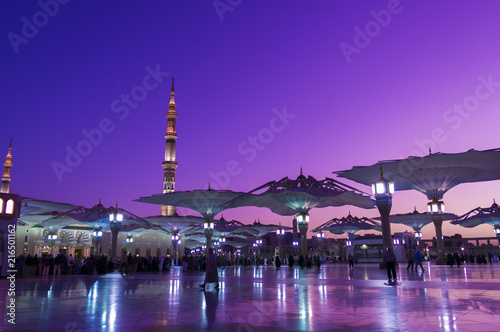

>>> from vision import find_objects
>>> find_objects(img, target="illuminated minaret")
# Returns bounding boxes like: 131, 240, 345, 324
1, 138, 12, 194
161, 78, 178, 216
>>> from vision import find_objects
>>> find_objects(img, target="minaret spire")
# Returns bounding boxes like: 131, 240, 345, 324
1, 138, 13, 194
161, 78, 178, 216
169, 77, 175, 105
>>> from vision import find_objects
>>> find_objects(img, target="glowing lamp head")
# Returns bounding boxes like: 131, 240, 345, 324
414, 231, 422, 239
346, 240, 352, 247
296, 213, 309, 224
172, 234, 179, 241
126, 237, 133, 243
293, 241, 299, 246
219, 237, 226, 243
427, 199, 445, 214
494, 227, 500, 235
371, 166, 395, 196
204, 219, 214, 230
316, 231, 325, 238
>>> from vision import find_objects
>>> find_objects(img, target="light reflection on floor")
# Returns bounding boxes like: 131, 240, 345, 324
2, 262, 500, 331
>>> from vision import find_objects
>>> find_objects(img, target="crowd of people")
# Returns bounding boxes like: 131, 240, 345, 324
13, 249, 497, 279
14, 252, 175, 278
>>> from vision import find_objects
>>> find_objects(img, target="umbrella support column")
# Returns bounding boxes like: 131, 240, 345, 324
432, 215, 446, 264
376, 195, 393, 269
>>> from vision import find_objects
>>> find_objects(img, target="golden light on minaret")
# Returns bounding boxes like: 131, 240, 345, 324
161, 78, 178, 216
1, 138, 13, 194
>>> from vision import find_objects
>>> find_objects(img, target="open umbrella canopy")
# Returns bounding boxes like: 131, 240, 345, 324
143, 214, 204, 235
312, 213, 381, 236
20, 198, 80, 216
451, 200, 500, 228
249, 171, 374, 215
137, 187, 294, 219
378, 207, 457, 231
232, 220, 292, 238
336, 148, 500, 200
66, 201, 168, 234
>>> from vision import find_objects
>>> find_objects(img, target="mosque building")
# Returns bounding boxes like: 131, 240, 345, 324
11, 79, 183, 259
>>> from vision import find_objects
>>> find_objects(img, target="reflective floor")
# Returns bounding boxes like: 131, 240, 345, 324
2, 262, 500, 331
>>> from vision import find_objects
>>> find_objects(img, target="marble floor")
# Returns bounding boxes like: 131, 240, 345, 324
2, 262, 500, 331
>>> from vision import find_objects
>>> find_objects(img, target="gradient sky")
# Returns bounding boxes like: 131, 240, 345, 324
2, 1, 500, 240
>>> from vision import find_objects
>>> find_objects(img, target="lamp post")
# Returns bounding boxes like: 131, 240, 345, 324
204, 219, 214, 253
109, 203, 123, 259
47, 232, 58, 255
316, 229, 325, 257
371, 166, 394, 255
428, 198, 446, 263
297, 212, 309, 256
292, 240, 299, 256
92, 228, 103, 256
171, 233, 179, 262
276, 223, 285, 258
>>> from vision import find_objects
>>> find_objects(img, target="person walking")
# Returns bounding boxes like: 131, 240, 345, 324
275, 255, 281, 270
348, 254, 354, 268
120, 251, 128, 275
288, 254, 294, 268
414, 250, 425, 272
383, 248, 397, 284
200, 248, 219, 289
406, 250, 414, 272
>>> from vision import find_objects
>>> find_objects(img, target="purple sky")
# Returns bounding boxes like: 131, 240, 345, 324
2, 1, 500, 239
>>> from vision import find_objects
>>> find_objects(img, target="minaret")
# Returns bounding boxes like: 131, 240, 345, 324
1, 138, 12, 194
161, 78, 178, 216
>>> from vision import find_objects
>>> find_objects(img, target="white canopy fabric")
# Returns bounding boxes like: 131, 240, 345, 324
336, 148, 500, 200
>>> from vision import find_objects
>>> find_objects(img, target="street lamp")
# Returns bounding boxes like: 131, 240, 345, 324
316, 229, 325, 257
171, 233, 180, 261
109, 203, 123, 259
296, 212, 309, 256
47, 232, 58, 255
204, 219, 214, 253
494, 227, 500, 236
276, 223, 285, 258
427, 198, 446, 263
371, 165, 394, 255
126, 236, 134, 243
92, 227, 103, 255
427, 199, 445, 214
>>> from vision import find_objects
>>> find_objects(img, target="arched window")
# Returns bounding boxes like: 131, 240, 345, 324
6, 199, 14, 214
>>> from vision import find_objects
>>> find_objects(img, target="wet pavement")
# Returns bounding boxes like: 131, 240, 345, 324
2, 262, 500, 331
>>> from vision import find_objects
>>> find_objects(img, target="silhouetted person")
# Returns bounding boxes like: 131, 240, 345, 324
298, 255, 305, 268
414, 250, 425, 272
453, 252, 462, 267
348, 254, 354, 268
383, 248, 397, 283
200, 248, 218, 289
288, 254, 294, 268
406, 250, 414, 272
275, 255, 281, 270
447, 253, 455, 267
